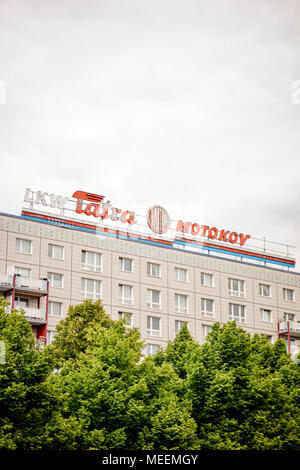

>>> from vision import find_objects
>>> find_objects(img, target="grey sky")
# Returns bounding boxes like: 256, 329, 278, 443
0, 1, 300, 264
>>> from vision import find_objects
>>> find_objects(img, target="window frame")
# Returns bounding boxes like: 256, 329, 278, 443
118, 284, 133, 305
81, 250, 102, 272
260, 308, 272, 323
48, 301, 63, 317
175, 293, 189, 314
119, 257, 133, 273
201, 298, 215, 318
229, 303, 246, 323
147, 262, 161, 278
228, 278, 245, 298
174, 267, 188, 282
81, 278, 102, 300
48, 243, 64, 260
14, 266, 31, 278
200, 272, 214, 287
147, 288, 161, 309
283, 288, 295, 302
15, 238, 32, 254
47, 272, 64, 289
259, 283, 271, 297
147, 316, 161, 337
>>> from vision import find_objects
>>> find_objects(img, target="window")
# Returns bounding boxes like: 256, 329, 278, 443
81, 250, 102, 272
118, 312, 133, 328
146, 344, 160, 356
147, 316, 161, 336
147, 289, 161, 309
201, 324, 212, 343
147, 262, 161, 277
120, 257, 133, 272
259, 284, 271, 297
14, 297, 29, 309
119, 284, 133, 305
81, 278, 101, 300
283, 288, 294, 301
49, 301, 62, 317
283, 312, 295, 322
47, 331, 56, 344
48, 272, 63, 288
260, 308, 272, 322
229, 303, 246, 323
201, 272, 213, 287
14, 267, 31, 277
15, 238, 32, 254
174, 267, 188, 282
201, 298, 214, 318
228, 278, 245, 298
175, 293, 188, 313
48, 244, 64, 260
175, 320, 187, 334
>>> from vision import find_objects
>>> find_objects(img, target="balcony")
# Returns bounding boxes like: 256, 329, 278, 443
278, 320, 300, 338
0, 274, 13, 292
14, 275, 48, 295
22, 307, 46, 325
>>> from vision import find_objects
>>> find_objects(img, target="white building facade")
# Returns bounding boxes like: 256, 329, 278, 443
0, 188, 299, 357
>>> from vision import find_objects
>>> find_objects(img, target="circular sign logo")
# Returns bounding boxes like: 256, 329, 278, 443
147, 206, 171, 234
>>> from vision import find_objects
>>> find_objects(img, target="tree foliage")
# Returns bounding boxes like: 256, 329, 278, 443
0, 298, 299, 450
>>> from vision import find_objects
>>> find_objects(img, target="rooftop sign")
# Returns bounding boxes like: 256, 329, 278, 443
22, 188, 295, 268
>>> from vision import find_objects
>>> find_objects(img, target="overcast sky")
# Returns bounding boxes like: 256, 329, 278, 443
0, 1, 300, 265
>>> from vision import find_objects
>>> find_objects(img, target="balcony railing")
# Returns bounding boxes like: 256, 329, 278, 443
278, 320, 300, 335
0, 274, 13, 289
15, 276, 48, 292
23, 307, 46, 321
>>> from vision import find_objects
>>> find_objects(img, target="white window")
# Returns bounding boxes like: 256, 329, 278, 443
201, 298, 214, 318
259, 284, 271, 297
146, 343, 160, 356
49, 301, 62, 317
201, 324, 212, 343
147, 262, 161, 277
260, 308, 272, 322
147, 289, 161, 309
81, 250, 102, 272
175, 293, 188, 314
174, 267, 188, 282
283, 312, 295, 322
147, 316, 161, 336
47, 331, 56, 344
15, 296, 29, 309
201, 272, 213, 287
48, 244, 64, 260
81, 278, 101, 300
283, 288, 294, 302
48, 272, 63, 288
229, 303, 246, 323
119, 284, 133, 305
120, 257, 133, 272
15, 238, 32, 254
118, 311, 133, 328
175, 320, 187, 334
228, 278, 245, 298
14, 267, 31, 277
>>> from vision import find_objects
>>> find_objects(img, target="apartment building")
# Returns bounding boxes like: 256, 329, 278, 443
0, 201, 300, 358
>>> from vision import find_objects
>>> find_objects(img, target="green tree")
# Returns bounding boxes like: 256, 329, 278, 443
50, 299, 113, 366
0, 298, 81, 449
184, 322, 300, 449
